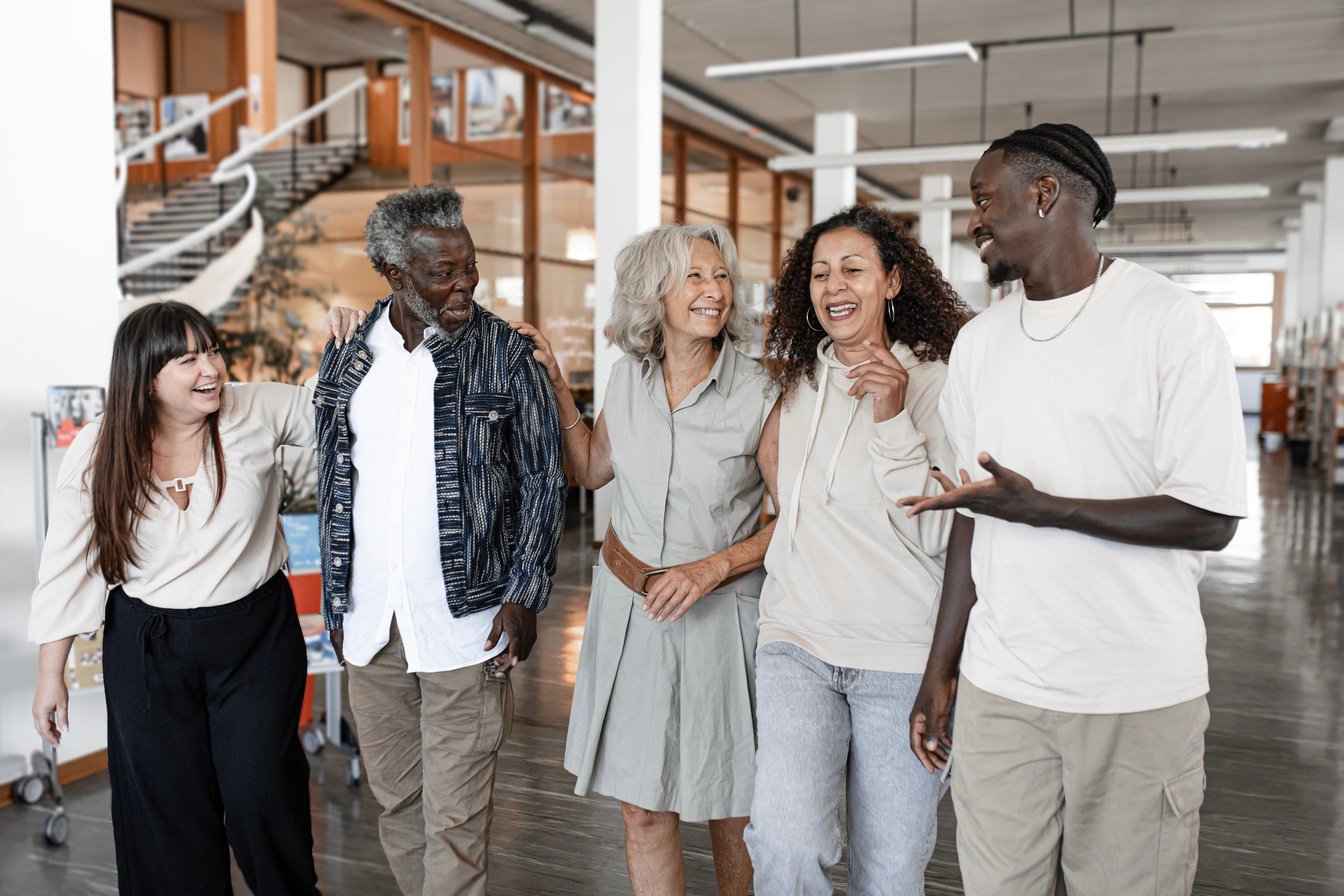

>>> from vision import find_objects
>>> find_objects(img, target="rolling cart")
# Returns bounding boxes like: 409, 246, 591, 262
10, 743, 69, 846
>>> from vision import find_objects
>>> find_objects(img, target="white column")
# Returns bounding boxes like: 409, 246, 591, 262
1299, 200, 1324, 319
1320, 157, 1344, 312
0, 0, 119, 765
1282, 226, 1301, 328
812, 112, 856, 223
917, 174, 953, 274
593, 0, 662, 537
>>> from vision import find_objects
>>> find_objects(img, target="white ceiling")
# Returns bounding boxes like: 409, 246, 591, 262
120, 0, 1344, 250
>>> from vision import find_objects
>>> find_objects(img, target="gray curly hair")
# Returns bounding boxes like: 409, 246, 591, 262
607, 223, 756, 359
364, 185, 466, 273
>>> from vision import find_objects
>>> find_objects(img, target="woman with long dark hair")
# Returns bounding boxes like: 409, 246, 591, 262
744, 205, 969, 894
29, 301, 322, 896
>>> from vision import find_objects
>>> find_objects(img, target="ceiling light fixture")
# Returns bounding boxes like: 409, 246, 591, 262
1325, 116, 1344, 142
769, 128, 1288, 172
705, 42, 978, 81
523, 22, 594, 61
880, 183, 1272, 214
454, 0, 529, 25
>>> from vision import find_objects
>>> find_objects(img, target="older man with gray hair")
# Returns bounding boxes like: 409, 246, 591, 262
313, 184, 566, 895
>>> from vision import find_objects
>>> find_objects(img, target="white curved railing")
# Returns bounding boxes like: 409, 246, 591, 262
117, 76, 368, 283
115, 87, 248, 204
118, 165, 257, 277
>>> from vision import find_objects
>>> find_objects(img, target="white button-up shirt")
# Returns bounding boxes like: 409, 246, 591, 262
343, 311, 503, 671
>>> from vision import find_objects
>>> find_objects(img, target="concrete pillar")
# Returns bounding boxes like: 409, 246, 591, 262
1282, 227, 1301, 328
0, 0, 119, 764
244, 0, 277, 136
1320, 157, 1344, 312
1300, 200, 1324, 319
917, 174, 953, 274
812, 112, 857, 223
593, 0, 662, 536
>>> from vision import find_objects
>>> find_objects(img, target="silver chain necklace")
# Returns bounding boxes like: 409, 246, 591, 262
1019, 255, 1106, 342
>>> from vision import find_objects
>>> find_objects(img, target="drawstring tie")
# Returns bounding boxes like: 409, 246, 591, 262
138, 613, 168, 714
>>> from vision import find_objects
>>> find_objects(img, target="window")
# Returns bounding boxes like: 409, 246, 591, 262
1169, 272, 1277, 368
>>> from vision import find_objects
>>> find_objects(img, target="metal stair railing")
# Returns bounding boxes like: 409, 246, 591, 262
117, 76, 369, 283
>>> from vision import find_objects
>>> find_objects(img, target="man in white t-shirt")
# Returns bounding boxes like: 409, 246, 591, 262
901, 123, 1247, 895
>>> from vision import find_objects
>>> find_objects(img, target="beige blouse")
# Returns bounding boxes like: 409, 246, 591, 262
29, 382, 315, 643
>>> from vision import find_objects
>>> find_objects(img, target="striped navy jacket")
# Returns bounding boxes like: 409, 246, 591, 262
314, 296, 566, 630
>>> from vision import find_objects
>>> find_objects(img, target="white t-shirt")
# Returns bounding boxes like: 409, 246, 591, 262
344, 312, 502, 672
940, 258, 1248, 714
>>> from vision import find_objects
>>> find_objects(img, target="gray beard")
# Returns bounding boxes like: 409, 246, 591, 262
400, 281, 440, 329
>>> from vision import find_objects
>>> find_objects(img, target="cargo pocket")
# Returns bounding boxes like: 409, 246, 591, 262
473, 668, 515, 755
1156, 765, 1205, 893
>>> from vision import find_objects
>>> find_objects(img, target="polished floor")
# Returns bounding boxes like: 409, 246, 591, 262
1, 434, 1341, 895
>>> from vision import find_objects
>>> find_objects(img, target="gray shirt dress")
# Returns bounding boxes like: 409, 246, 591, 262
563, 345, 779, 821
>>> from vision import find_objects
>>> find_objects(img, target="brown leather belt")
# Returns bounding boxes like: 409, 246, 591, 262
601, 525, 748, 596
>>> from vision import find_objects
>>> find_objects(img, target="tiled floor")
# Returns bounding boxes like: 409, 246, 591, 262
1, 436, 1341, 894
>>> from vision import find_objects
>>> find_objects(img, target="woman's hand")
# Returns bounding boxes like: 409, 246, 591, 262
324, 306, 367, 345
844, 340, 909, 423
508, 321, 565, 391
32, 671, 69, 747
643, 556, 731, 623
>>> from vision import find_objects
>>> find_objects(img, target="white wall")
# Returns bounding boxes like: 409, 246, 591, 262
0, 1, 120, 770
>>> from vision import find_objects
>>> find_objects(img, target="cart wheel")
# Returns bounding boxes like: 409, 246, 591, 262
13, 775, 45, 805
301, 728, 325, 755
346, 758, 361, 788
43, 811, 69, 847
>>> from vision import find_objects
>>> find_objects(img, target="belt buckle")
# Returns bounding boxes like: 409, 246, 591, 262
636, 567, 669, 596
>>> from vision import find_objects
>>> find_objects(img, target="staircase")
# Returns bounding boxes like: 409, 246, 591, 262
120, 142, 359, 296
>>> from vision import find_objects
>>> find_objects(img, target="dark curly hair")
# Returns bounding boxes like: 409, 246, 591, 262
766, 204, 970, 401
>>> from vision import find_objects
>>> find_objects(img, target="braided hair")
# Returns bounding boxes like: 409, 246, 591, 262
987, 123, 1117, 226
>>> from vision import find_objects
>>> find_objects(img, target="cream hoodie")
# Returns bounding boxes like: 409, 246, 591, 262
758, 338, 956, 673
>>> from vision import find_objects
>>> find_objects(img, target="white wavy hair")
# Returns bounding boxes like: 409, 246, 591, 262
607, 222, 755, 359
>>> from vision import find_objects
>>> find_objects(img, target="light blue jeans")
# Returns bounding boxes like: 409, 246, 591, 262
745, 641, 949, 895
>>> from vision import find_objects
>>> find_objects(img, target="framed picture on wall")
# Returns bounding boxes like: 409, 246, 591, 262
115, 98, 156, 163
541, 83, 593, 134
431, 73, 456, 141
466, 67, 524, 140
158, 93, 210, 160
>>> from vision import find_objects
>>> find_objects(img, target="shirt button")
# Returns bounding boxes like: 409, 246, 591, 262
357, 350, 369, 359
337, 453, 345, 464
488, 410, 499, 422
334, 503, 344, 513
333, 557, 342, 568
354, 362, 365, 372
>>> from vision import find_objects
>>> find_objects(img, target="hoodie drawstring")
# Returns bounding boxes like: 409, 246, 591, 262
786, 344, 864, 546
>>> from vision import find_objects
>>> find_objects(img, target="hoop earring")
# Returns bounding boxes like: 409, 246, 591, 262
886, 296, 898, 324
805, 306, 824, 333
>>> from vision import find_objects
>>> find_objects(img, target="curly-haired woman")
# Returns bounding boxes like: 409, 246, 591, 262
744, 205, 969, 895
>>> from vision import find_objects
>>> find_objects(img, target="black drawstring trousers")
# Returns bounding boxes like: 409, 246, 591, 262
103, 570, 320, 895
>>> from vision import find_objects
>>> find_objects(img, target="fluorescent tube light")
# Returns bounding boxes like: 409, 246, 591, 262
454, 0, 529, 24
769, 128, 1288, 172
525, 22, 595, 61
706, 42, 978, 81
880, 183, 1272, 214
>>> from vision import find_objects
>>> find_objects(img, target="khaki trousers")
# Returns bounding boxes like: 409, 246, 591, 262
951, 678, 1208, 896
346, 621, 513, 896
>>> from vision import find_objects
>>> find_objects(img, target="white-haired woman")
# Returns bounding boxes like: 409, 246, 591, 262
511, 223, 779, 896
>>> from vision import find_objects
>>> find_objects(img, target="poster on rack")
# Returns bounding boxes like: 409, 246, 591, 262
542, 83, 593, 133
158, 93, 210, 160
47, 385, 105, 448
115, 98, 156, 163
467, 67, 524, 139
